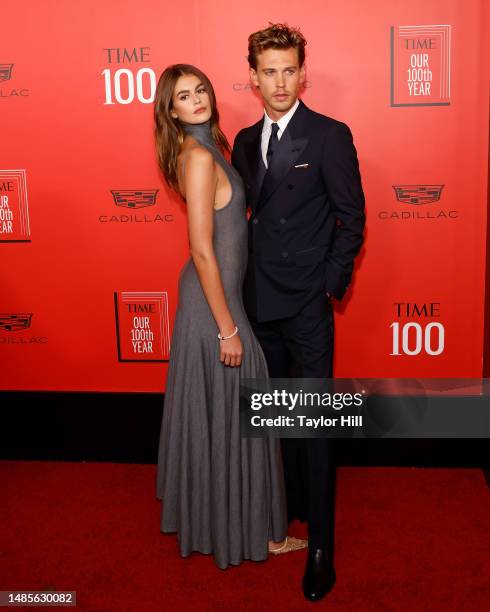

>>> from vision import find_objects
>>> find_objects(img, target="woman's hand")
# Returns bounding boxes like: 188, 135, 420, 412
219, 333, 243, 367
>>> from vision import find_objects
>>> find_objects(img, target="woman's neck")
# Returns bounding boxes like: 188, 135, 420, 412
181, 119, 214, 147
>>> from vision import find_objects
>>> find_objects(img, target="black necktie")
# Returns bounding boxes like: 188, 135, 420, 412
266, 122, 279, 168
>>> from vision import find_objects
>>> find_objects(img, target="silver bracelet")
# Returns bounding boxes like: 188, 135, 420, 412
218, 326, 238, 340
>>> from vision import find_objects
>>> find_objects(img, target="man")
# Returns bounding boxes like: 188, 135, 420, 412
232, 23, 365, 601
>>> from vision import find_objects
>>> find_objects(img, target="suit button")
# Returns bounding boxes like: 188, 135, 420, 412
279, 218, 286, 224
281, 251, 288, 258
252, 218, 259, 224
287, 184, 294, 190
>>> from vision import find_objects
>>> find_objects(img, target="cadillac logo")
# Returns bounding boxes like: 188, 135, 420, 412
110, 189, 159, 209
0, 64, 14, 82
0, 313, 33, 332
392, 184, 444, 205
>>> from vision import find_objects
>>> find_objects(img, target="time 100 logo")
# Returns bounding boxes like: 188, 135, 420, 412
102, 47, 156, 105
390, 302, 445, 356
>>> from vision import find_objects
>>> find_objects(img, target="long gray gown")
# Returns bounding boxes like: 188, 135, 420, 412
156, 119, 287, 569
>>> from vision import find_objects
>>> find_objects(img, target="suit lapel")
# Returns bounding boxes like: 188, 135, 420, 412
259, 131, 308, 205
257, 100, 309, 209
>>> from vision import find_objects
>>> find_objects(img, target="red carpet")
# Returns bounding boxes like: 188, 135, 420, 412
1, 462, 489, 610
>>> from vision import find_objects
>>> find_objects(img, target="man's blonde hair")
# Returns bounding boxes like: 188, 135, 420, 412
247, 23, 307, 70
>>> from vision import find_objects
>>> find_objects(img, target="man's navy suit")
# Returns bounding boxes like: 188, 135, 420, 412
232, 99, 365, 555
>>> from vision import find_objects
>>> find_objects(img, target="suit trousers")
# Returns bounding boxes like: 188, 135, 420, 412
248, 291, 337, 557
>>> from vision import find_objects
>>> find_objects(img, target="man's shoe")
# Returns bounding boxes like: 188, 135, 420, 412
302, 548, 336, 601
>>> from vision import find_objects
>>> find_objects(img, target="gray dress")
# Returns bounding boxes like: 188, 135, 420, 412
156, 120, 287, 569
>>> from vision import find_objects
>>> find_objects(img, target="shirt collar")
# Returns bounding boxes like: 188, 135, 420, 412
263, 98, 300, 134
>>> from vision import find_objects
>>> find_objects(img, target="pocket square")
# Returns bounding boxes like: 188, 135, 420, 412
294, 163, 309, 168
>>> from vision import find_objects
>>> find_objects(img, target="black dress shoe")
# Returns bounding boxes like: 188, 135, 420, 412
302, 548, 336, 601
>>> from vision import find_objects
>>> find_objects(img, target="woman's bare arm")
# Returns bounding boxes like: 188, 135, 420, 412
183, 146, 242, 366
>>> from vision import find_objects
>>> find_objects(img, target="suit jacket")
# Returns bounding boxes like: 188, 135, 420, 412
231, 99, 365, 322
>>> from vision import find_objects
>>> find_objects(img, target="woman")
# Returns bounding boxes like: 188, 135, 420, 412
154, 64, 306, 569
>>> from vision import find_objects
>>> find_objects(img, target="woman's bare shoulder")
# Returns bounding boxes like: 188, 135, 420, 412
177, 140, 216, 199
179, 141, 214, 167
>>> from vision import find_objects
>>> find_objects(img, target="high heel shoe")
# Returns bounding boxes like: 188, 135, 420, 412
269, 536, 308, 555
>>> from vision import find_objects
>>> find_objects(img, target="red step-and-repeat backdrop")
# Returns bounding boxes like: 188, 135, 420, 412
1, 0, 489, 392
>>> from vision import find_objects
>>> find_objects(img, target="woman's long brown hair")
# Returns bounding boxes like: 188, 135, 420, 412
154, 64, 230, 193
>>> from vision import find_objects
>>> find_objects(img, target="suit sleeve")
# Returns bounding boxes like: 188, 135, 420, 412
231, 130, 243, 171
321, 121, 365, 300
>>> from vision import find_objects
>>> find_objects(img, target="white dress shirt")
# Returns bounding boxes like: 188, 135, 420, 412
261, 98, 300, 168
